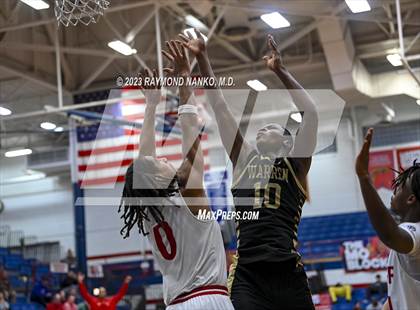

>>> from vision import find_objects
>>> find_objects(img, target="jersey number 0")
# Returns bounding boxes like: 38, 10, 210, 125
153, 221, 177, 260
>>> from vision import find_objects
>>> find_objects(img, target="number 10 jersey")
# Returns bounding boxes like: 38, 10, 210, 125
231, 151, 307, 265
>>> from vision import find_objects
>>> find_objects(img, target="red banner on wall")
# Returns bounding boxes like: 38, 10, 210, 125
369, 150, 395, 190
397, 146, 420, 170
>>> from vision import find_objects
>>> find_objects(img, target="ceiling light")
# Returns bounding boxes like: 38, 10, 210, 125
345, 0, 371, 13
416, 99, 420, 106
0, 107, 12, 116
183, 28, 208, 42
5, 148, 32, 158
247, 80, 267, 92
20, 0, 49, 10
40, 122, 57, 130
54, 127, 64, 132
386, 53, 403, 66
291, 112, 302, 123
260, 12, 290, 29
107, 40, 137, 56
381, 103, 395, 118
185, 15, 208, 31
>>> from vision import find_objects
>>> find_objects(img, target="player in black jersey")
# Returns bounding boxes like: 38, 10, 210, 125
178, 30, 318, 309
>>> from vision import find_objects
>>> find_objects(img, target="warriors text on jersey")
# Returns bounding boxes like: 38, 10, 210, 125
143, 193, 228, 306
231, 150, 307, 264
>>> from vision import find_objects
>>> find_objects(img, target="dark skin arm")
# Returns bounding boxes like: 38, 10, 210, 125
178, 29, 255, 178
355, 128, 414, 254
263, 34, 318, 181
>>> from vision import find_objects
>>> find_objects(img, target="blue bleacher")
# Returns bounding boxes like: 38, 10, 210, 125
11, 303, 44, 310
3, 254, 25, 271
298, 212, 376, 262
299, 212, 375, 242
0, 247, 9, 256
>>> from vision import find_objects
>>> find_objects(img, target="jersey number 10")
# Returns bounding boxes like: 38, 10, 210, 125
254, 182, 282, 209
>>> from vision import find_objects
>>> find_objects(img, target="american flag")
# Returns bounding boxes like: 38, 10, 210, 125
73, 89, 210, 188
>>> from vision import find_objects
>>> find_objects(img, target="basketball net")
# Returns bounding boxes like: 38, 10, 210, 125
54, 0, 110, 27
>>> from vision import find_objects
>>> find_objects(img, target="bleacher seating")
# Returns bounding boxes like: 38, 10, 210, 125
297, 212, 376, 264
299, 212, 375, 242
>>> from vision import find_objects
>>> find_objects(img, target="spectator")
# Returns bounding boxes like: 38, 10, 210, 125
352, 302, 362, 310
61, 250, 77, 270
30, 276, 53, 307
0, 268, 15, 304
63, 294, 77, 310
328, 282, 352, 303
366, 274, 387, 299
77, 273, 131, 310
0, 292, 9, 310
366, 299, 383, 310
60, 271, 78, 290
59, 290, 66, 303
46, 293, 63, 310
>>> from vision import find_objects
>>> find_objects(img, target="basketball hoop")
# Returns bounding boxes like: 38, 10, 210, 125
54, 0, 110, 27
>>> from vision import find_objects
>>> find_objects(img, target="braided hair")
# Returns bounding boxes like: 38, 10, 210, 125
119, 158, 178, 238
392, 159, 420, 202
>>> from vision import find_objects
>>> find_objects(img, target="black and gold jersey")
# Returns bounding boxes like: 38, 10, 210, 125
231, 150, 307, 265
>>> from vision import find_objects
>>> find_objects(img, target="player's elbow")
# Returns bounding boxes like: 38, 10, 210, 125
379, 232, 412, 254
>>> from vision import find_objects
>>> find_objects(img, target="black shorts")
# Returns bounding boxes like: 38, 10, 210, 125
230, 261, 315, 310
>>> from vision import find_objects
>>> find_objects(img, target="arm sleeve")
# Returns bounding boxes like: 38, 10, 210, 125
111, 282, 128, 304
399, 222, 420, 255
78, 282, 95, 305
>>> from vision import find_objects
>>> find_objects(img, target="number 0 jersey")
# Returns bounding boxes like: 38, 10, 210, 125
387, 222, 420, 310
143, 193, 228, 306
231, 150, 307, 265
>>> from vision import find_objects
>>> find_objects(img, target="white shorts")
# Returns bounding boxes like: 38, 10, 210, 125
166, 294, 234, 310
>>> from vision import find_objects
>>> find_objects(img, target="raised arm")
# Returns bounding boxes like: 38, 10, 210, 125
110, 276, 131, 305
162, 40, 209, 214
77, 273, 95, 306
178, 29, 254, 173
263, 34, 318, 178
355, 129, 414, 253
138, 69, 161, 157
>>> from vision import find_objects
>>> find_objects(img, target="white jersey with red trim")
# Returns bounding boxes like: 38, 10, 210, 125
387, 222, 420, 310
143, 192, 229, 306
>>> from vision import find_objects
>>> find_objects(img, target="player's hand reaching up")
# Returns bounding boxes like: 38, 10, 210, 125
139, 68, 161, 105
263, 34, 285, 72
356, 128, 373, 178
124, 275, 132, 284
177, 28, 206, 56
162, 40, 190, 77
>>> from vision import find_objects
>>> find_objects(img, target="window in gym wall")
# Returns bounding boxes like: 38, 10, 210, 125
363, 119, 420, 147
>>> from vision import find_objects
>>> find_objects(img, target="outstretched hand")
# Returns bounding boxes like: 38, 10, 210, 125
77, 273, 85, 283
162, 40, 190, 77
124, 275, 132, 284
139, 68, 161, 105
356, 128, 373, 177
262, 34, 284, 72
177, 28, 206, 56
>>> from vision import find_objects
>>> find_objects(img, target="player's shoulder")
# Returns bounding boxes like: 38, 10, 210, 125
399, 221, 420, 256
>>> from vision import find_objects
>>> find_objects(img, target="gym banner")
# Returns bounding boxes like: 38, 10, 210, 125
342, 237, 389, 272
397, 146, 420, 170
368, 150, 395, 190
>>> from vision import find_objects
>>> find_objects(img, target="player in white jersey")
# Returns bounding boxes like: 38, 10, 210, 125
356, 128, 420, 310
118, 41, 233, 310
